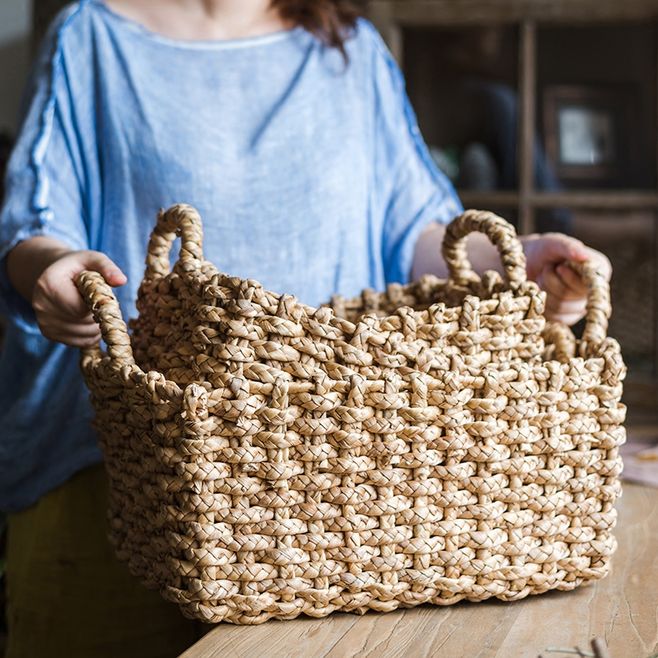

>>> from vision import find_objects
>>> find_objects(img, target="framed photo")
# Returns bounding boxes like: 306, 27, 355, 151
543, 85, 633, 185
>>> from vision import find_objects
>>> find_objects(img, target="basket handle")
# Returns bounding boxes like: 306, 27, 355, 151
144, 203, 204, 279
442, 209, 527, 288
76, 270, 137, 368
570, 259, 611, 344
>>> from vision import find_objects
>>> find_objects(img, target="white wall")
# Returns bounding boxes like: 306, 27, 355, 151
0, 0, 32, 133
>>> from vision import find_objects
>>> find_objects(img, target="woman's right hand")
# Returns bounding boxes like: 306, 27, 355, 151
33, 250, 127, 347
7, 238, 127, 347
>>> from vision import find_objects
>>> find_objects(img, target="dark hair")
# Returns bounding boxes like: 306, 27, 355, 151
271, 0, 362, 57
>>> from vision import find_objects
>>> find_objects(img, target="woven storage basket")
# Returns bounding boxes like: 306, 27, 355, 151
77, 204, 626, 625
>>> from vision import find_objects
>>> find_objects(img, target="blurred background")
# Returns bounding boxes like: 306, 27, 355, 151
2, 0, 658, 649
0, 0, 31, 650
0, 0, 30, 207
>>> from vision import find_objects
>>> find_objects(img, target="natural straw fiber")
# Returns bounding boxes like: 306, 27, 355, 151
77, 205, 626, 625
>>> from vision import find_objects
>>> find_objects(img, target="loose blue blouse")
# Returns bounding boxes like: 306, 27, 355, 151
0, 1, 462, 512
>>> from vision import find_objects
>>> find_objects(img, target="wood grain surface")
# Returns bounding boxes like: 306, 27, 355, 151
181, 483, 657, 658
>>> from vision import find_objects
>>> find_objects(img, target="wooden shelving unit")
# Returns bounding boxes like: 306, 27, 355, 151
459, 191, 658, 210
367, 0, 658, 221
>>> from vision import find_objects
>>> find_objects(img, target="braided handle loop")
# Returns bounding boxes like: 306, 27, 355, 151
570, 260, 611, 344
76, 270, 136, 368
442, 209, 527, 288
144, 203, 204, 279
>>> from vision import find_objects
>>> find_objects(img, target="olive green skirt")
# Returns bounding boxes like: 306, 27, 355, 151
5, 463, 203, 658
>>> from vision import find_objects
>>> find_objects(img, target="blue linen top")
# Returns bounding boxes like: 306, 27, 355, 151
0, 0, 462, 512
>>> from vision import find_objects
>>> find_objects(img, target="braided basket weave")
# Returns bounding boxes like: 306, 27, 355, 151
77, 205, 626, 625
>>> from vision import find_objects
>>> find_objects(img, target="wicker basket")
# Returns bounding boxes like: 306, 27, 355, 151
77, 205, 626, 625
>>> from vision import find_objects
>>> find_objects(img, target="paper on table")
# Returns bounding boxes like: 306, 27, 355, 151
620, 433, 658, 488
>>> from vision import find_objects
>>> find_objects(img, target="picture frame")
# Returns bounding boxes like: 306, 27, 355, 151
543, 85, 633, 185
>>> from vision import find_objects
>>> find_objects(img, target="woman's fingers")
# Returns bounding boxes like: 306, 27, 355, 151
585, 248, 612, 281
82, 251, 127, 287
545, 311, 587, 325
539, 265, 588, 325
522, 232, 590, 281
41, 332, 101, 348
538, 265, 584, 302
34, 296, 99, 326
555, 263, 588, 295
546, 295, 587, 315
31, 249, 127, 346
33, 265, 89, 318
545, 299, 588, 325
50, 309, 98, 326
39, 324, 102, 342
53, 333, 102, 348
538, 232, 591, 263
535, 244, 612, 327
37, 317, 102, 345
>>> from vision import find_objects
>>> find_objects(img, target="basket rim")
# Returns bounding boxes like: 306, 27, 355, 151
177, 260, 547, 337
82, 274, 625, 400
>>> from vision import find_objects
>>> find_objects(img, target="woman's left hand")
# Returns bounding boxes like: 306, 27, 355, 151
520, 233, 612, 326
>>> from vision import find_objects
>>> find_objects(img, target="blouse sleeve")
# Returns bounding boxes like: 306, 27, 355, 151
369, 26, 463, 285
0, 7, 89, 332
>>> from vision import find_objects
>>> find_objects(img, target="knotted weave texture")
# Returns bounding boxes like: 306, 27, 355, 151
77, 205, 626, 625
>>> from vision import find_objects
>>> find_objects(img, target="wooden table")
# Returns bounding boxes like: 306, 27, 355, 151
181, 483, 658, 658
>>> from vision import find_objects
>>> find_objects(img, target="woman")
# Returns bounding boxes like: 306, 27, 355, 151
0, 1, 608, 656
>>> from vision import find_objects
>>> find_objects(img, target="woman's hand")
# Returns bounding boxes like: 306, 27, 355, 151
7, 238, 126, 347
33, 251, 127, 347
412, 224, 612, 326
520, 233, 611, 326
